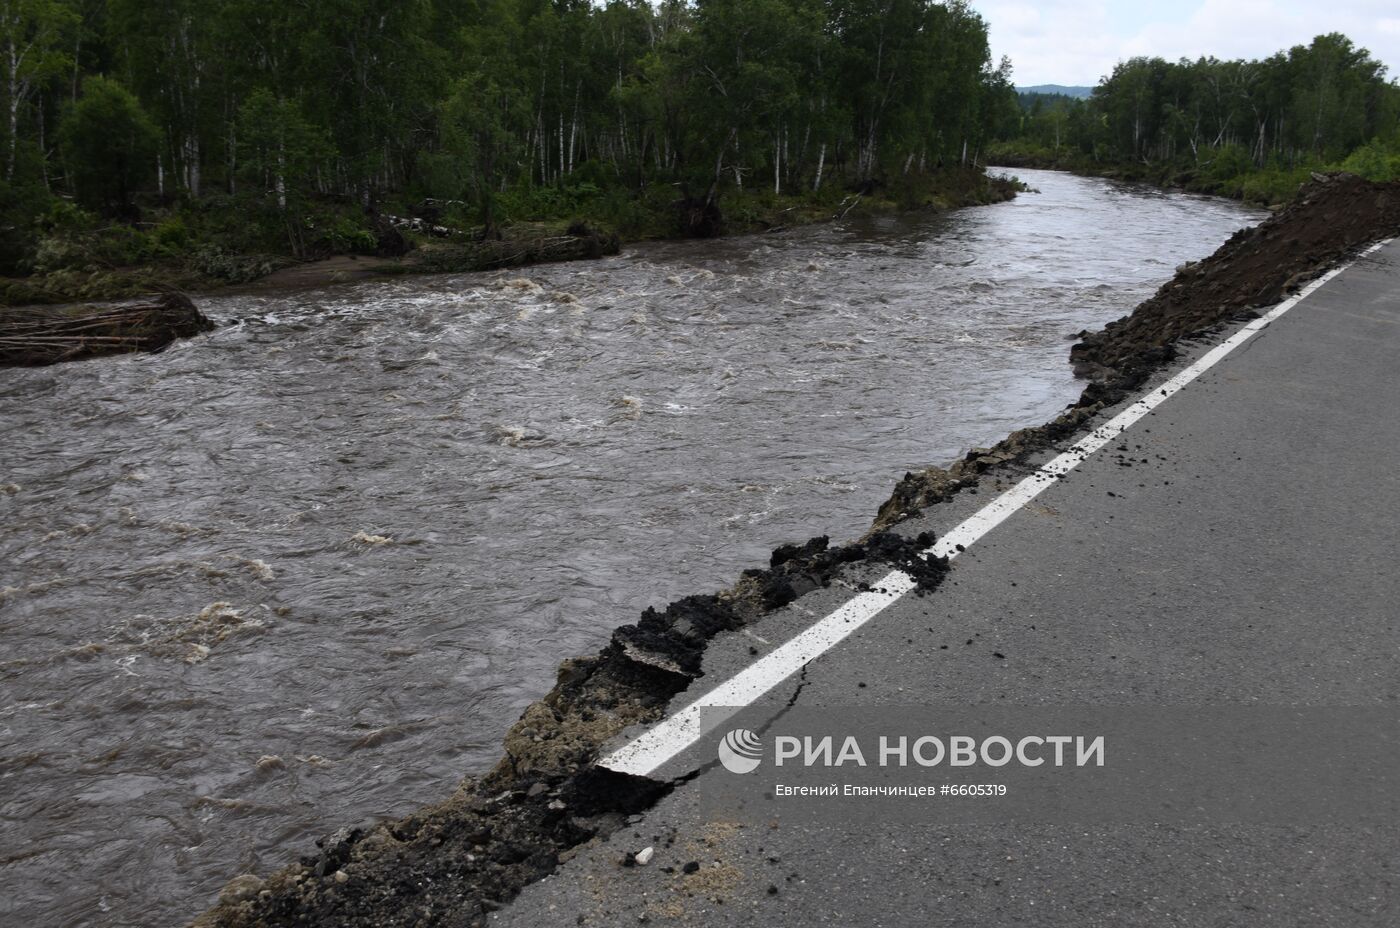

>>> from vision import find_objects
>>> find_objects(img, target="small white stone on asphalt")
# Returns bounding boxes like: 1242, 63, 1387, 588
635, 846, 655, 866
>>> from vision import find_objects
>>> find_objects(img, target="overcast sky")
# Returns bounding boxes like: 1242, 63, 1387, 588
972, 0, 1400, 87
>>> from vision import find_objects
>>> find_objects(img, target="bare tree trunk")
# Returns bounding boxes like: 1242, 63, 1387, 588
774, 132, 780, 195
7, 40, 19, 182
187, 135, 201, 197
568, 82, 580, 173
782, 124, 789, 187
37, 94, 46, 190
537, 114, 546, 184
706, 127, 737, 206
276, 136, 286, 209
227, 119, 236, 195
732, 132, 741, 189
813, 142, 825, 191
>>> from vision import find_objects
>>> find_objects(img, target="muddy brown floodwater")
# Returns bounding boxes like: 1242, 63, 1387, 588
0, 169, 1263, 926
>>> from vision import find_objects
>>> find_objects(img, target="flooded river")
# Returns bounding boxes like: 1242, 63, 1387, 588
0, 169, 1263, 925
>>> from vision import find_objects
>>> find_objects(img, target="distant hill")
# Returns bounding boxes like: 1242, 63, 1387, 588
1017, 84, 1093, 99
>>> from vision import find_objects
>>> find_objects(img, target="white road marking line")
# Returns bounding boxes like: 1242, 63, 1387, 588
600, 239, 1393, 778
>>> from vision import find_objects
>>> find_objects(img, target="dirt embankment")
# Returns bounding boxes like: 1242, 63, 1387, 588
196, 533, 946, 928
0, 293, 214, 368
196, 172, 1399, 927
874, 171, 1400, 529
1071, 172, 1400, 375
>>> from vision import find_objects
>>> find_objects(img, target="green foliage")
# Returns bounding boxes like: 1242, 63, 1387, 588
1200, 145, 1255, 186
187, 245, 280, 283
1238, 168, 1314, 206
0, 180, 58, 274
1340, 137, 1400, 181
2, 0, 1022, 275
152, 217, 191, 251
993, 33, 1400, 204
0, 0, 78, 182
57, 77, 159, 215
498, 181, 603, 222
311, 216, 378, 255
236, 90, 329, 208
9, 0, 1394, 285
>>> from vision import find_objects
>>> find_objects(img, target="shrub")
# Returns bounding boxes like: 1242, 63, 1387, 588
58, 77, 159, 216
1340, 138, 1400, 182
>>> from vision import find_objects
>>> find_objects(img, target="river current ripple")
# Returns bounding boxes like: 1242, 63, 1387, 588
0, 169, 1262, 925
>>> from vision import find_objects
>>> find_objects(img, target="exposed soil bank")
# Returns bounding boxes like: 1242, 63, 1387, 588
195, 533, 946, 927
194, 170, 1396, 928
875, 171, 1400, 529
1070, 172, 1400, 376
0, 293, 214, 367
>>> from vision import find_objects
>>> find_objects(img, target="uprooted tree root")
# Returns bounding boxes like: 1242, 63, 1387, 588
873, 171, 1400, 531
0, 292, 215, 368
196, 533, 947, 928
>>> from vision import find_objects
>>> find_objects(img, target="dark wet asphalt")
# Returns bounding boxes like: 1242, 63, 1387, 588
490, 242, 1400, 925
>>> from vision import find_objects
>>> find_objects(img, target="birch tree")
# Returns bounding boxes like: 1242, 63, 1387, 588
0, 0, 74, 181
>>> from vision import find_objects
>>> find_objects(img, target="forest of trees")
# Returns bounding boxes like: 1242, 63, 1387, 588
9, 3, 1397, 297
993, 34, 1400, 203
0, 0, 1016, 282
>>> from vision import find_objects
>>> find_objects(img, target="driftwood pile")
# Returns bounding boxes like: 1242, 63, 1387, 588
476, 229, 619, 267
417, 226, 621, 273
0, 292, 215, 368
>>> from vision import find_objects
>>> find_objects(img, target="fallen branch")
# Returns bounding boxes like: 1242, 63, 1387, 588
834, 193, 863, 221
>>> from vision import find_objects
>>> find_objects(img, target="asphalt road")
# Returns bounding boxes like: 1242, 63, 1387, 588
493, 240, 1400, 927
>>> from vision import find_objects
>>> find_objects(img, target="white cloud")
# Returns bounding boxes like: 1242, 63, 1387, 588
974, 0, 1400, 86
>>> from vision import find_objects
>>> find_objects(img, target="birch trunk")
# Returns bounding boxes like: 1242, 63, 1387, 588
774, 132, 780, 195
568, 83, 579, 173
6, 37, 18, 182
276, 136, 287, 209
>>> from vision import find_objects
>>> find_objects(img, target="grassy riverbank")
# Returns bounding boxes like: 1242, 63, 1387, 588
987, 141, 1400, 209
1, 168, 1018, 306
